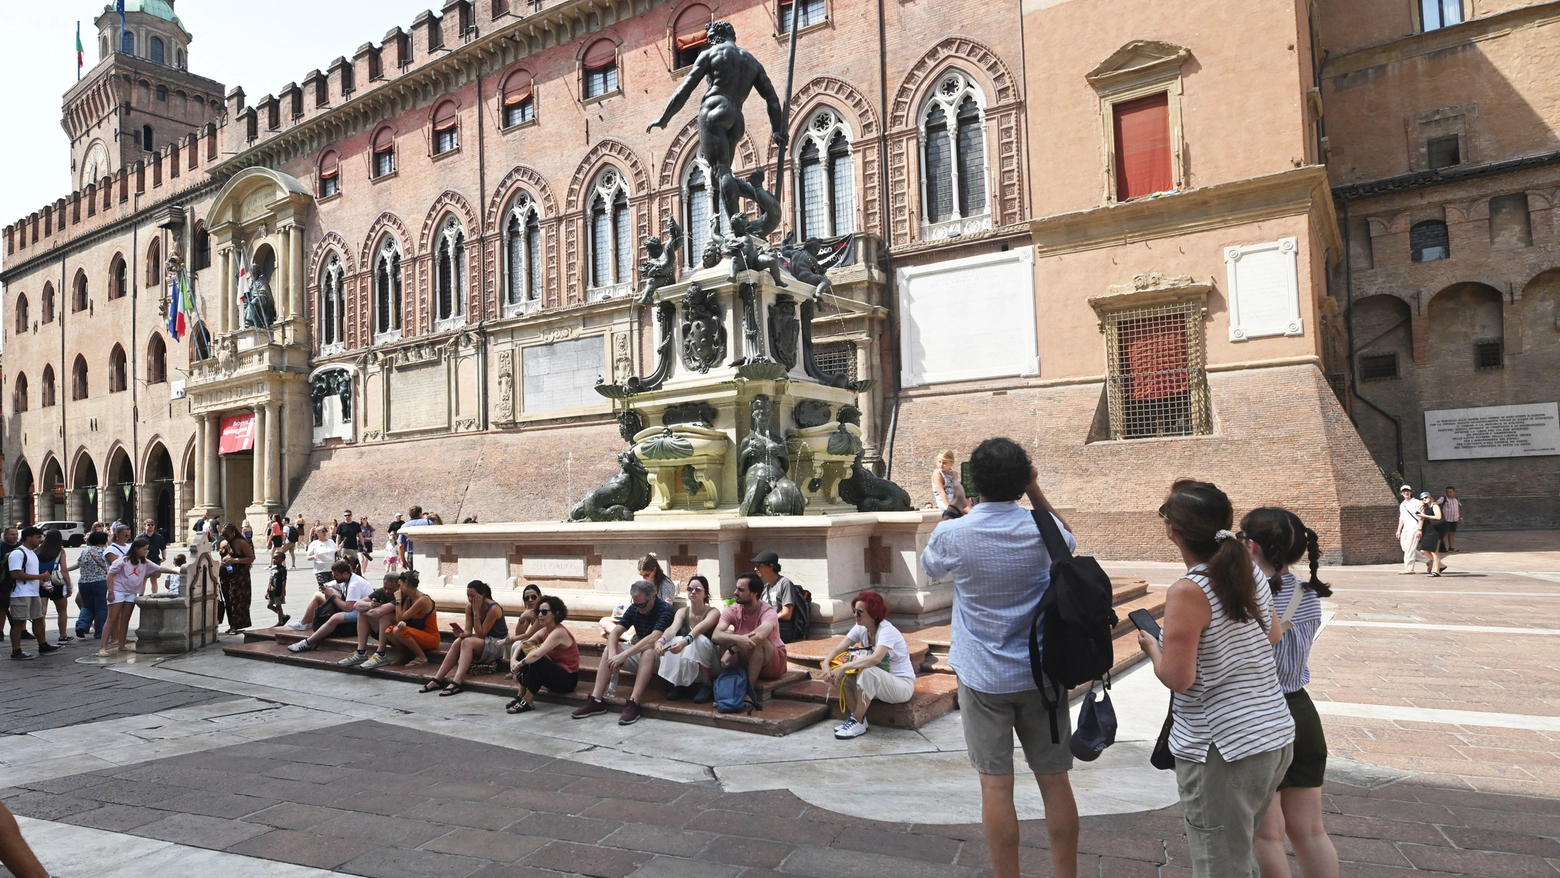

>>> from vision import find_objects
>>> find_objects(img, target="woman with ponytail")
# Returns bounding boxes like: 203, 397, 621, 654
1243, 509, 1338, 878
1139, 480, 1294, 878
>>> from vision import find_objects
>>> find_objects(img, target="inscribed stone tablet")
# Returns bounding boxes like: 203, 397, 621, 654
523, 556, 587, 579
1225, 238, 1302, 341
1425, 402, 1560, 460
522, 336, 604, 412
390, 362, 447, 432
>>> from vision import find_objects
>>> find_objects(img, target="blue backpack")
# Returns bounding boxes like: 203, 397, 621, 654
713, 666, 762, 714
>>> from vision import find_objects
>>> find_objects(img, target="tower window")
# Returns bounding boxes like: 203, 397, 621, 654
142, 125, 154, 152
149, 36, 165, 65
156, 85, 167, 102
582, 40, 618, 99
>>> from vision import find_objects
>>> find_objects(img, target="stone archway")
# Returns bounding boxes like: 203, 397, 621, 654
103, 446, 135, 526
70, 451, 99, 523
11, 461, 35, 526
39, 458, 66, 522
144, 443, 176, 536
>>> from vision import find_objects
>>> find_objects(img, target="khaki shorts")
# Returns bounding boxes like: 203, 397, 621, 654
8, 596, 45, 622
958, 682, 1074, 776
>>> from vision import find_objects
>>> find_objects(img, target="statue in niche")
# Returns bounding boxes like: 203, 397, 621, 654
681, 283, 727, 373
567, 450, 651, 522
647, 20, 787, 236
737, 394, 805, 516
617, 409, 644, 445
334, 371, 352, 423
309, 373, 331, 427
838, 450, 913, 513
768, 294, 799, 370
781, 235, 833, 302
636, 218, 683, 306
242, 268, 278, 330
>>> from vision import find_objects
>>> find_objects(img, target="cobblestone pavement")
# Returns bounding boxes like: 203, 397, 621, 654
1, 530, 1557, 877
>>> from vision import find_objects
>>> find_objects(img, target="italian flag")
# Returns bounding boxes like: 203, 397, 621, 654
76, 23, 83, 79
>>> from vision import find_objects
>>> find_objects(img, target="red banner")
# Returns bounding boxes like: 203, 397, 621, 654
219, 412, 256, 454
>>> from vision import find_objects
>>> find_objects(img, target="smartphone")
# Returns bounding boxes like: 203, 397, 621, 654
1128, 609, 1161, 640
450, 622, 464, 636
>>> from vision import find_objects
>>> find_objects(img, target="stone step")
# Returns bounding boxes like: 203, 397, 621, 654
780, 635, 931, 673
221, 640, 829, 736
772, 673, 960, 730
1108, 589, 1167, 637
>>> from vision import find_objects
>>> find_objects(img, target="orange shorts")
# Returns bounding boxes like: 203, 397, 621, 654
760, 643, 789, 680
400, 623, 440, 652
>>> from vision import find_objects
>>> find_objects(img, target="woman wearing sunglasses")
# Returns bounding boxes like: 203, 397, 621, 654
654, 574, 723, 702
506, 595, 580, 713
818, 590, 916, 739
504, 584, 545, 670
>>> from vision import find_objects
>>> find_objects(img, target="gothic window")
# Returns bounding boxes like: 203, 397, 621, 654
319, 151, 340, 197
41, 366, 56, 407
919, 72, 988, 229
109, 345, 128, 393
795, 109, 855, 240
41, 285, 54, 324
73, 271, 89, 312
146, 334, 167, 384
672, 4, 712, 68
319, 255, 345, 348
374, 238, 403, 337
684, 160, 712, 267
588, 169, 631, 291
501, 69, 535, 127
13, 293, 27, 334
504, 193, 542, 309
582, 40, 619, 99
372, 128, 395, 178
434, 217, 467, 324
193, 222, 211, 270
432, 101, 459, 155
12, 374, 26, 413
146, 238, 162, 287
778, 0, 826, 32
108, 255, 126, 300
150, 36, 165, 65
71, 355, 89, 401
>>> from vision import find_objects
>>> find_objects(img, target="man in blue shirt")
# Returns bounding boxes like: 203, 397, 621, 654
572, 579, 674, 726
920, 437, 1079, 878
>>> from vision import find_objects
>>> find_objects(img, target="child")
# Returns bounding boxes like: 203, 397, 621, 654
164, 554, 186, 595
266, 551, 290, 628
383, 533, 401, 574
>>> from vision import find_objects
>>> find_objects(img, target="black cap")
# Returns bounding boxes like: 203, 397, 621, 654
751, 551, 780, 567
20, 526, 43, 539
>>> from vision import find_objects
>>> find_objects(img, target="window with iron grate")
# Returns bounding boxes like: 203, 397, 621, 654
814, 342, 857, 383
1102, 300, 1210, 440
1474, 339, 1503, 370
1359, 353, 1399, 381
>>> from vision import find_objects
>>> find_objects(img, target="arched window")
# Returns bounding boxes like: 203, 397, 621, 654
149, 36, 165, 65
504, 193, 542, 310
176, 48, 184, 68
374, 238, 403, 337
147, 334, 167, 384
673, 4, 712, 68
1411, 220, 1450, 262
319, 151, 340, 197
432, 101, 459, 155
795, 109, 855, 239
121, 31, 135, 55
582, 40, 619, 99
434, 217, 467, 324
13, 293, 27, 334
319, 255, 345, 348
588, 169, 632, 292
501, 69, 535, 127
372, 128, 396, 178
41, 366, 57, 408
71, 356, 89, 400
109, 345, 128, 393
108, 255, 126, 300
684, 161, 712, 267
919, 71, 988, 229
146, 238, 162, 287
100, 34, 108, 61
41, 284, 55, 324
12, 374, 27, 413
73, 271, 89, 312
192, 222, 211, 270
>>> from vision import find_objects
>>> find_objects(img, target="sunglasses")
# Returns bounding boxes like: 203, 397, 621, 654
524, 594, 540, 602
852, 609, 866, 617
536, 607, 552, 616
1158, 504, 1169, 520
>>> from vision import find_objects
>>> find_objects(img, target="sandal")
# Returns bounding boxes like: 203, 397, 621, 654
418, 678, 447, 693
506, 697, 533, 714
439, 682, 464, 697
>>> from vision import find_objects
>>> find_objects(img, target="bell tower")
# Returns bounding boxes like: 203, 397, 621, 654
63, 0, 224, 190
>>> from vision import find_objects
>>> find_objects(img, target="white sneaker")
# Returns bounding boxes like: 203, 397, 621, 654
833, 716, 858, 733
287, 640, 314, 653
286, 621, 307, 630
359, 653, 388, 670
337, 651, 369, 666
835, 718, 869, 739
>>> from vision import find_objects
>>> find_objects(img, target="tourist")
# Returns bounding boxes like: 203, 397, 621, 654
288, 561, 376, 652
1244, 509, 1340, 878
919, 437, 1079, 878
820, 590, 916, 739
218, 523, 257, 634
753, 551, 807, 642
359, 516, 376, 563
306, 527, 340, 585
36, 530, 74, 644
336, 510, 364, 558
1438, 486, 1461, 552
421, 580, 508, 696
712, 571, 788, 689
266, 514, 286, 558
399, 506, 433, 570
265, 551, 290, 628
0, 527, 17, 642
141, 519, 167, 569
382, 530, 401, 574
9, 528, 60, 659
600, 554, 677, 636
241, 520, 254, 542
166, 555, 185, 594
1137, 479, 1294, 878
72, 531, 111, 640
1394, 486, 1428, 575
337, 573, 402, 666
656, 574, 722, 701
572, 579, 674, 725
507, 595, 580, 713
101, 537, 179, 657
285, 516, 302, 567
363, 570, 437, 668
504, 584, 544, 669
105, 524, 132, 566
932, 449, 971, 517
1416, 492, 1447, 577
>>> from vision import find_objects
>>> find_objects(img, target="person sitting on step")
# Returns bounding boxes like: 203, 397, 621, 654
654, 574, 722, 702
571, 578, 674, 726
507, 595, 580, 713
712, 571, 789, 690
421, 580, 509, 696
362, 570, 437, 668
819, 590, 917, 740
287, 561, 374, 652
337, 572, 403, 667
503, 583, 544, 674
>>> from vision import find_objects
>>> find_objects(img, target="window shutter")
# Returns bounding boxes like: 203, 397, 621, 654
373, 127, 395, 152
433, 102, 458, 131
583, 39, 616, 70
320, 151, 339, 177
502, 70, 533, 106
1113, 92, 1172, 200
674, 4, 712, 49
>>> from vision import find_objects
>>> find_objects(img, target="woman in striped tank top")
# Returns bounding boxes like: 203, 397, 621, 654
1139, 480, 1295, 878
1243, 509, 1339, 878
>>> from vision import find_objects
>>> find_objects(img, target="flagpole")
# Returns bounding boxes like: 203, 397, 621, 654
773, 0, 802, 207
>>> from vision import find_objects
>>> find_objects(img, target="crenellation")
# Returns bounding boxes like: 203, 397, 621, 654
413, 10, 444, 55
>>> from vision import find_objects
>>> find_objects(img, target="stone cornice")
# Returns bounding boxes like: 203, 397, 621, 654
1027, 166, 1341, 260
1323, 1, 1560, 79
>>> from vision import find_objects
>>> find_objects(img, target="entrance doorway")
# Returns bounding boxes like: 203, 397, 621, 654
221, 452, 253, 527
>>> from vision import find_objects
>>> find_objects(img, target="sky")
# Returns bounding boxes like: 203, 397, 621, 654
0, 0, 439, 231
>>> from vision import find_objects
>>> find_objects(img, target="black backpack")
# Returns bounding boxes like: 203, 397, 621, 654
780, 580, 812, 642
1027, 509, 1119, 743
0, 547, 16, 602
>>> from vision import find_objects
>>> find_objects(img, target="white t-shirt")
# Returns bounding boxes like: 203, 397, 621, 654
847, 619, 916, 680
1398, 499, 1422, 530
105, 540, 131, 566
108, 557, 160, 596
7, 545, 40, 598
308, 539, 339, 573
342, 574, 374, 603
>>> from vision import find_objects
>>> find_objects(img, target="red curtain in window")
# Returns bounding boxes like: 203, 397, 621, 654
1113, 92, 1172, 200
373, 128, 395, 152
502, 69, 533, 106
674, 4, 712, 49
1122, 313, 1188, 401
433, 102, 458, 131
583, 39, 616, 70
319, 151, 339, 177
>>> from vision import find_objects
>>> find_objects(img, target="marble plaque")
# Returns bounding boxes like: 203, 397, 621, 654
524, 555, 587, 579
522, 335, 604, 412
897, 247, 1039, 387
1425, 402, 1560, 460
390, 361, 447, 432
1225, 237, 1303, 341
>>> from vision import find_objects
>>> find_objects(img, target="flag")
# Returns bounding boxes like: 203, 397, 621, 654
117, 0, 126, 54
76, 22, 83, 80
235, 244, 250, 312
167, 272, 188, 341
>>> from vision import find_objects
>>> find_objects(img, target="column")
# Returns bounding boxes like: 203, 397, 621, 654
853, 339, 880, 459
264, 400, 281, 505
193, 416, 206, 508
204, 413, 221, 509
289, 224, 305, 320
34, 493, 48, 525
276, 233, 292, 321
250, 406, 266, 508
218, 248, 232, 333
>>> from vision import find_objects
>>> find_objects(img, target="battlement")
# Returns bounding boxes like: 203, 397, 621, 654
4, 120, 230, 267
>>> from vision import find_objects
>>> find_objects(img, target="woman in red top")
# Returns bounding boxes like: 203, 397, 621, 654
507, 595, 580, 713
